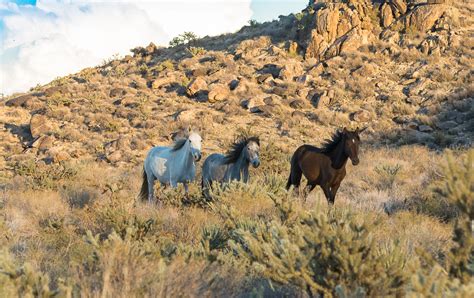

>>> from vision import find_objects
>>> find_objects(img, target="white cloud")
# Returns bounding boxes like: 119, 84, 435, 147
0, 0, 253, 95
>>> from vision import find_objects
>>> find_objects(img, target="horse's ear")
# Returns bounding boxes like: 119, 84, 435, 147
342, 127, 348, 133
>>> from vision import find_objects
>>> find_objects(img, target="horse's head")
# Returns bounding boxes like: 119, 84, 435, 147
188, 132, 202, 162
342, 127, 365, 166
245, 138, 260, 168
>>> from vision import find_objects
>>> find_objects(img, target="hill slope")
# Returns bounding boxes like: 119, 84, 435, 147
0, 0, 473, 296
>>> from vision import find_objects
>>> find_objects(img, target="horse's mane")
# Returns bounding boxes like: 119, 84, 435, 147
224, 136, 260, 164
171, 136, 189, 151
319, 130, 343, 153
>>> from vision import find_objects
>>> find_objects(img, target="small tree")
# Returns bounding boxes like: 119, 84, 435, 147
169, 32, 198, 47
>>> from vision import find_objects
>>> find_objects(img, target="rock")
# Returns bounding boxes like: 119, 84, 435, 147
390, 0, 407, 14
407, 122, 419, 130
291, 111, 306, 118
5, 94, 36, 107
229, 79, 239, 90
151, 76, 175, 89
257, 74, 273, 84
44, 86, 68, 97
106, 151, 122, 163
351, 110, 371, 122
145, 42, 157, 55
405, 4, 447, 32
186, 77, 207, 97
30, 114, 53, 138
174, 109, 197, 123
46, 147, 70, 163
310, 91, 331, 108
303, 0, 375, 60
393, 116, 409, 124
208, 84, 228, 103
279, 62, 303, 81
33, 135, 55, 151
296, 74, 312, 84
406, 96, 423, 105
289, 99, 305, 109
418, 125, 433, 132
192, 68, 209, 77
437, 120, 458, 130
288, 41, 298, 55
381, 3, 394, 28
241, 97, 265, 112
109, 88, 127, 97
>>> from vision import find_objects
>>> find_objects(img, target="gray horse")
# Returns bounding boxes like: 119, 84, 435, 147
201, 136, 260, 198
139, 132, 202, 203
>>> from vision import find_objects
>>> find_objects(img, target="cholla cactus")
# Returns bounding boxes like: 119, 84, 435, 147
229, 207, 408, 296
0, 250, 71, 297
442, 150, 474, 283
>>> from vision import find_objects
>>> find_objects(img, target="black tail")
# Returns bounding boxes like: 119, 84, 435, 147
138, 169, 148, 201
286, 147, 303, 190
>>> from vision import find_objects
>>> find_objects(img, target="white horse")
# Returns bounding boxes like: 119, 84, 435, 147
139, 132, 202, 203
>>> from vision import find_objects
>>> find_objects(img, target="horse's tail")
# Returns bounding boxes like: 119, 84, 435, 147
286, 146, 304, 190
138, 168, 149, 201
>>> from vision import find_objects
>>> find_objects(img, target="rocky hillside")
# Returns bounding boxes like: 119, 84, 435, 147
0, 0, 472, 175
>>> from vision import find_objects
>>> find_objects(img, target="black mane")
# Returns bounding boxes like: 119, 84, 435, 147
171, 137, 188, 151
224, 136, 260, 164
319, 130, 344, 153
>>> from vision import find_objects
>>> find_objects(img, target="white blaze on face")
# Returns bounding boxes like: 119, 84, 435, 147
188, 133, 202, 151
248, 142, 259, 152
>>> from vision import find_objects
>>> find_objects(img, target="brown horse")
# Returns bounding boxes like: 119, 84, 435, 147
286, 127, 364, 204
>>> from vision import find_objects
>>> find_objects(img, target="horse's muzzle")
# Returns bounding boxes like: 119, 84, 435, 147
252, 159, 260, 168
351, 158, 360, 166
194, 152, 202, 162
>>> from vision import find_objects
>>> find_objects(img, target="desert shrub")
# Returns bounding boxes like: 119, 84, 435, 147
229, 206, 410, 296
439, 150, 473, 282
76, 229, 166, 296
12, 159, 77, 190
374, 163, 402, 190
186, 46, 206, 57
0, 250, 71, 297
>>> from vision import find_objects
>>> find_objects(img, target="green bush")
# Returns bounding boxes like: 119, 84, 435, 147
12, 159, 77, 190
229, 206, 409, 296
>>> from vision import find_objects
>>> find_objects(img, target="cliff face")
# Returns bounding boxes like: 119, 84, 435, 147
298, 0, 460, 60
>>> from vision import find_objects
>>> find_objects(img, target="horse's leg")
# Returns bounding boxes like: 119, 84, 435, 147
147, 174, 155, 204
183, 182, 189, 196
303, 182, 317, 200
321, 184, 332, 204
329, 182, 341, 204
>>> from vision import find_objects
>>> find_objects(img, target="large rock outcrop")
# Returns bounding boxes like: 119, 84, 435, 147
302, 0, 377, 61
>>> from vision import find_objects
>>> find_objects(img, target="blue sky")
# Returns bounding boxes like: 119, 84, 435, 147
0, 0, 307, 94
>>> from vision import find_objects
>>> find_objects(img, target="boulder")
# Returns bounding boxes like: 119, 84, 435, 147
30, 114, 53, 138
418, 125, 433, 132
390, 0, 407, 15
186, 77, 207, 97
381, 3, 394, 28
106, 151, 122, 163
351, 110, 371, 122
109, 88, 127, 97
279, 62, 304, 81
33, 135, 55, 151
151, 76, 175, 89
5, 94, 36, 107
241, 97, 265, 113
405, 4, 447, 32
207, 84, 228, 103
